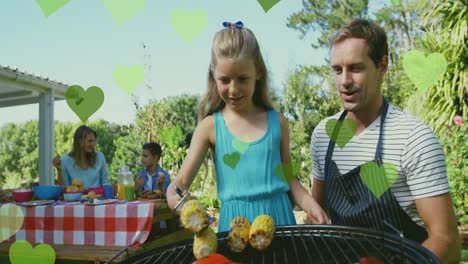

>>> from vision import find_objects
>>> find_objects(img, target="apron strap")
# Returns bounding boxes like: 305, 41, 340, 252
324, 110, 348, 165
374, 98, 389, 165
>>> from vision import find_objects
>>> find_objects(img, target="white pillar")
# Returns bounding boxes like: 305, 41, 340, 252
38, 89, 54, 186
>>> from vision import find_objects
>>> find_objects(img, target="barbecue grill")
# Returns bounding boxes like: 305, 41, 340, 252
117, 225, 440, 264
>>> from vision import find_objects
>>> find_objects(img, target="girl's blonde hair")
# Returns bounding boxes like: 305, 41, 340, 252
198, 26, 273, 120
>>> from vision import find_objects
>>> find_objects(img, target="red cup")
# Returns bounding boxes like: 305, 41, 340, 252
13, 189, 33, 203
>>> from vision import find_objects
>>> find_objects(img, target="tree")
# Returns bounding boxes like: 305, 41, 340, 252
108, 132, 144, 183
0, 122, 38, 188
415, 0, 468, 223
284, 65, 341, 186
134, 95, 199, 175
415, 0, 467, 133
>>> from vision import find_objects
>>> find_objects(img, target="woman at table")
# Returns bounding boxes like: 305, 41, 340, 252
53, 125, 111, 189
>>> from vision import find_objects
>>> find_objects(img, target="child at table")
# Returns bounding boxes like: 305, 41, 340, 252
134, 142, 171, 199
167, 21, 330, 232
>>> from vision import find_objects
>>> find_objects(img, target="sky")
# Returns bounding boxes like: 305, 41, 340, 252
0, 0, 332, 126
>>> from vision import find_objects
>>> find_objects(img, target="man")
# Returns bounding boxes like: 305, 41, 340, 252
310, 18, 460, 263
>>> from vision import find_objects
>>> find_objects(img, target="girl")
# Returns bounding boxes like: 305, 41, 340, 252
167, 21, 330, 232
53, 125, 110, 189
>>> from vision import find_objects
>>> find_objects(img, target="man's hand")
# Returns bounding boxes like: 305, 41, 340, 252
306, 196, 331, 225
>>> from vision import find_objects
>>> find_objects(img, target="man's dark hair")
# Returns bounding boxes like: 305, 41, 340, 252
330, 18, 388, 67
143, 142, 162, 157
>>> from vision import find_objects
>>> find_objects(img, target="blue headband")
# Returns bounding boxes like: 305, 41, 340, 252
222, 21, 244, 29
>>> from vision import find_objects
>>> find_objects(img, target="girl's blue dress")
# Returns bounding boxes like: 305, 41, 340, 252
214, 110, 296, 232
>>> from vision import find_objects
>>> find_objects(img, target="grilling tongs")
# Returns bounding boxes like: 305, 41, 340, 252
173, 185, 215, 236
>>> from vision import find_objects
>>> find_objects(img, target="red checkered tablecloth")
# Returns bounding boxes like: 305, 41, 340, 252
7, 201, 155, 247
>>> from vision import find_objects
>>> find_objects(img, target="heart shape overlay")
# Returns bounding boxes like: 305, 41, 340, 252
9, 240, 56, 264
102, 0, 146, 26
325, 118, 357, 148
360, 161, 398, 199
0, 204, 24, 242
113, 65, 144, 94
232, 138, 250, 154
257, 0, 281, 13
65, 85, 104, 123
35, 0, 70, 17
223, 152, 240, 169
170, 9, 208, 44
403, 50, 447, 92
159, 126, 183, 148
274, 162, 300, 185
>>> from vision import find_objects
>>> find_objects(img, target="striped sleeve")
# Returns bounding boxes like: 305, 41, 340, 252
311, 121, 326, 181
402, 122, 450, 199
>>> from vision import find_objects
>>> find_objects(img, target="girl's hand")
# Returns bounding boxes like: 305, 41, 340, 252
52, 155, 61, 170
306, 198, 331, 225
166, 183, 189, 214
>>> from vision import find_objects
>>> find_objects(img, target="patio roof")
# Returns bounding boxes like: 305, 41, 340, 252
0, 65, 69, 186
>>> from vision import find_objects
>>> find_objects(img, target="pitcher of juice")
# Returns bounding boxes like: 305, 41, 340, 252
117, 166, 134, 201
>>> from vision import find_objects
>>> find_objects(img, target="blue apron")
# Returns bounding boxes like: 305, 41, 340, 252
324, 99, 428, 243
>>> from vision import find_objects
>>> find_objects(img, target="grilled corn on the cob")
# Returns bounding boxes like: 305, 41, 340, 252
180, 199, 208, 233
227, 217, 251, 253
249, 215, 275, 250
193, 228, 218, 259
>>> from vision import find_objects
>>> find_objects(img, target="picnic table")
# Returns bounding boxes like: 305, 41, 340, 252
0, 199, 189, 263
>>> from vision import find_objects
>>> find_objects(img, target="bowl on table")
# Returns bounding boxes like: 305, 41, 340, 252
12, 189, 33, 203
32, 185, 63, 200
63, 192, 83, 201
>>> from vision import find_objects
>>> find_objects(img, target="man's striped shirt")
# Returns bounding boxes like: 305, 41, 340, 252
311, 104, 450, 226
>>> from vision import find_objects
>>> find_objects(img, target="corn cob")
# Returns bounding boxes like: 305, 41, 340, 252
227, 217, 251, 253
180, 199, 208, 233
249, 215, 275, 250
193, 228, 218, 259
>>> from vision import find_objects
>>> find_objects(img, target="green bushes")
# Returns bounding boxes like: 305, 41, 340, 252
440, 124, 467, 224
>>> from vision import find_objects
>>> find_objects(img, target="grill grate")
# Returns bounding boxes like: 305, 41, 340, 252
117, 225, 440, 264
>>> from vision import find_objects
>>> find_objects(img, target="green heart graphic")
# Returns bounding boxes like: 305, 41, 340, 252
170, 9, 208, 44
9, 240, 55, 264
232, 138, 249, 154
102, 0, 146, 26
257, 0, 281, 13
274, 162, 300, 185
403, 50, 447, 92
65, 85, 104, 123
35, 0, 70, 17
113, 65, 144, 94
223, 152, 240, 169
360, 161, 398, 199
325, 118, 357, 148
390, 0, 400, 5
0, 204, 24, 242
159, 126, 183, 148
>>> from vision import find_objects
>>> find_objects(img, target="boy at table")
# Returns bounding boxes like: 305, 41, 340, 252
134, 142, 171, 199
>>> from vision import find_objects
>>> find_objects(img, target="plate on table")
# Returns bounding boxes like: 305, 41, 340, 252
19, 200, 55, 207
84, 199, 118, 206
137, 198, 166, 203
